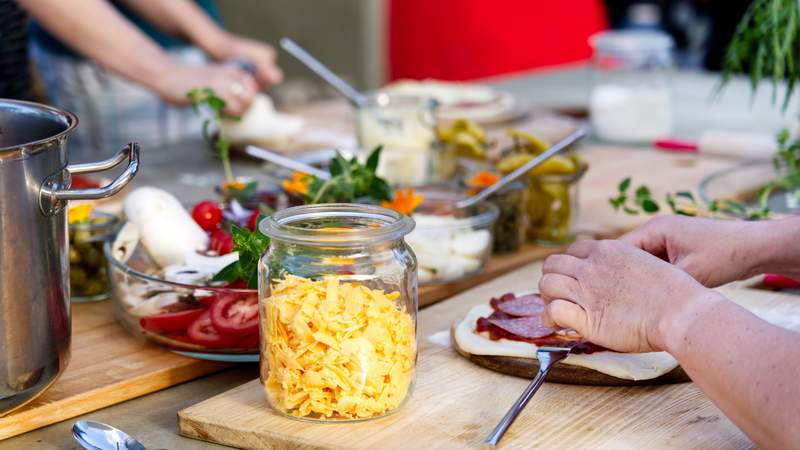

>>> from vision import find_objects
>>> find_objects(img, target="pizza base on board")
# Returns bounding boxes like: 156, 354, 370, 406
454, 304, 687, 384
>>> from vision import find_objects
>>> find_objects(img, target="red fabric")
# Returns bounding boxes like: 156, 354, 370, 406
387, 0, 608, 81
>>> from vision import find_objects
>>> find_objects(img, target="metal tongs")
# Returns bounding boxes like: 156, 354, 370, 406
483, 346, 573, 448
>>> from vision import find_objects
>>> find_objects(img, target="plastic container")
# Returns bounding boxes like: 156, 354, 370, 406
589, 30, 674, 143
526, 161, 588, 245
105, 241, 259, 362
406, 190, 498, 284
258, 204, 418, 421
70, 212, 119, 302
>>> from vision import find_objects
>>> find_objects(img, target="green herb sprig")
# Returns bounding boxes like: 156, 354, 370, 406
188, 88, 236, 183
719, 0, 800, 111
213, 223, 269, 289
304, 146, 392, 204
610, 177, 771, 220
760, 129, 800, 205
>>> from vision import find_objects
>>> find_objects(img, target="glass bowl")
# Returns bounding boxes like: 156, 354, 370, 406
70, 211, 119, 302
104, 240, 259, 362
406, 190, 499, 285
698, 160, 800, 215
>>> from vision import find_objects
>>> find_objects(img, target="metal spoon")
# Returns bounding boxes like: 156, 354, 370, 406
73, 420, 146, 450
456, 124, 589, 209
245, 145, 331, 180
483, 347, 572, 448
280, 37, 367, 108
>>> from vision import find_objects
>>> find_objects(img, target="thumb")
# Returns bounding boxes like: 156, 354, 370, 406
547, 299, 589, 336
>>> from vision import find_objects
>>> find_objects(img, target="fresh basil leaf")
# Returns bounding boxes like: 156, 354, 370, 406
366, 146, 383, 173
635, 185, 652, 200
212, 261, 242, 282
675, 191, 696, 202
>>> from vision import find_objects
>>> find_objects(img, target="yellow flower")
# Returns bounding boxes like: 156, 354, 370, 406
381, 188, 424, 215
282, 171, 309, 196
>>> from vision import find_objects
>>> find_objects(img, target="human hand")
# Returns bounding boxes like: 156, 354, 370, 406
155, 63, 258, 115
620, 216, 767, 287
213, 35, 283, 88
539, 239, 716, 353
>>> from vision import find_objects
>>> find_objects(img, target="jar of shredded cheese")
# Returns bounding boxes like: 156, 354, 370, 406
258, 204, 417, 421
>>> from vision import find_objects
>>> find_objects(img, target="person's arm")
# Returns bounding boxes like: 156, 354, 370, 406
662, 291, 800, 449
539, 239, 800, 448
18, 0, 258, 114
621, 215, 800, 286
116, 0, 283, 86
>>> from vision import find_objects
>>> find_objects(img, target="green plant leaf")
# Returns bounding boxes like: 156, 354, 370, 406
366, 146, 383, 172
619, 177, 631, 193
641, 198, 660, 213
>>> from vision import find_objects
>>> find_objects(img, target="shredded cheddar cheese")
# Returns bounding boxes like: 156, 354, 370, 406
264, 275, 416, 419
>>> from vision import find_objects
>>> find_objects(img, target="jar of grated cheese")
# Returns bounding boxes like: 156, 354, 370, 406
258, 204, 418, 421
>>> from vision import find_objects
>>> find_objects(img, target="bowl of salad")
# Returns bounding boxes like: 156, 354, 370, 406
106, 186, 271, 361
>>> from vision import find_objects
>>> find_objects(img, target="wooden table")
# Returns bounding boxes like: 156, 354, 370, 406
0, 67, 792, 449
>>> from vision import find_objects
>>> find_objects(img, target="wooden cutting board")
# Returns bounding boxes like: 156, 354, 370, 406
0, 300, 228, 440
176, 261, 796, 449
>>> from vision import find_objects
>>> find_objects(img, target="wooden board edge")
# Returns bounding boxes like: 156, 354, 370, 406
449, 322, 690, 386
0, 360, 229, 440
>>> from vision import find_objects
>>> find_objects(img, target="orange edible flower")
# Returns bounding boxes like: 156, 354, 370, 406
282, 171, 309, 196
467, 171, 499, 188
382, 188, 424, 215
221, 179, 247, 192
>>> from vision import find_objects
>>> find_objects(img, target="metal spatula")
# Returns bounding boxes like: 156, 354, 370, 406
483, 346, 572, 448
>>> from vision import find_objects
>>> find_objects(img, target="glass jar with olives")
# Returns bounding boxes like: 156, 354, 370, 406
69, 210, 119, 302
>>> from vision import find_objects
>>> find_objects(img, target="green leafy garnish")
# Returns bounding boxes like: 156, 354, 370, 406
213, 224, 270, 289
610, 178, 770, 220
304, 146, 392, 204
188, 88, 237, 183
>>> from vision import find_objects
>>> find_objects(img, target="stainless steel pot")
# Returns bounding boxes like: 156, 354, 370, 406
0, 99, 139, 415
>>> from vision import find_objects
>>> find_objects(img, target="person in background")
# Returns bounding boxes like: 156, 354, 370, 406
539, 215, 800, 448
17, 0, 282, 160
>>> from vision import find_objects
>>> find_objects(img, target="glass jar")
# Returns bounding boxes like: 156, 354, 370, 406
356, 93, 441, 186
526, 162, 588, 245
589, 30, 674, 143
69, 211, 119, 302
489, 181, 527, 254
258, 204, 418, 421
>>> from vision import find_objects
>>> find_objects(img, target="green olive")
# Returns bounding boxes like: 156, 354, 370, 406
70, 267, 88, 287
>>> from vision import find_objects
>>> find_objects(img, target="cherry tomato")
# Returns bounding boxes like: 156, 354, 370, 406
139, 308, 206, 333
187, 312, 239, 348
192, 200, 223, 231
209, 228, 234, 255
210, 292, 259, 336
247, 210, 261, 231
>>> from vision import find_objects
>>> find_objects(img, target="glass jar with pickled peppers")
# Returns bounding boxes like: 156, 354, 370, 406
465, 172, 527, 254
497, 133, 587, 245
258, 204, 418, 421
68, 206, 119, 302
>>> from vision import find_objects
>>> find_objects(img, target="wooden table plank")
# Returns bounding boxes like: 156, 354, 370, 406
0, 301, 229, 440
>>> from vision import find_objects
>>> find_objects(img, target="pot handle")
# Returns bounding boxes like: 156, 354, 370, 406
40, 142, 140, 215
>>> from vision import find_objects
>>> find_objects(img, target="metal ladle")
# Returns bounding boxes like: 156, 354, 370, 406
455, 124, 589, 210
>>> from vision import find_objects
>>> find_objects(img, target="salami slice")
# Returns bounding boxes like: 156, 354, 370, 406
487, 315, 558, 339
495, 294, 546, 317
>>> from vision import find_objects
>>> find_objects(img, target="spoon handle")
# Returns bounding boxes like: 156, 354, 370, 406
280, 38, 367, 108
245, 145, 331, 180
456, 124, 589, 210
483, 348, 571, 448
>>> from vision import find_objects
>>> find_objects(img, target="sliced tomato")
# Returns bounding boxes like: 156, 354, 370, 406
225, 280, 248, 289
187, 311, 240, 348
139, 308, 205, 333
196, 294, 218, 307
234, 333, 260, 349
210, 292, 259, 336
